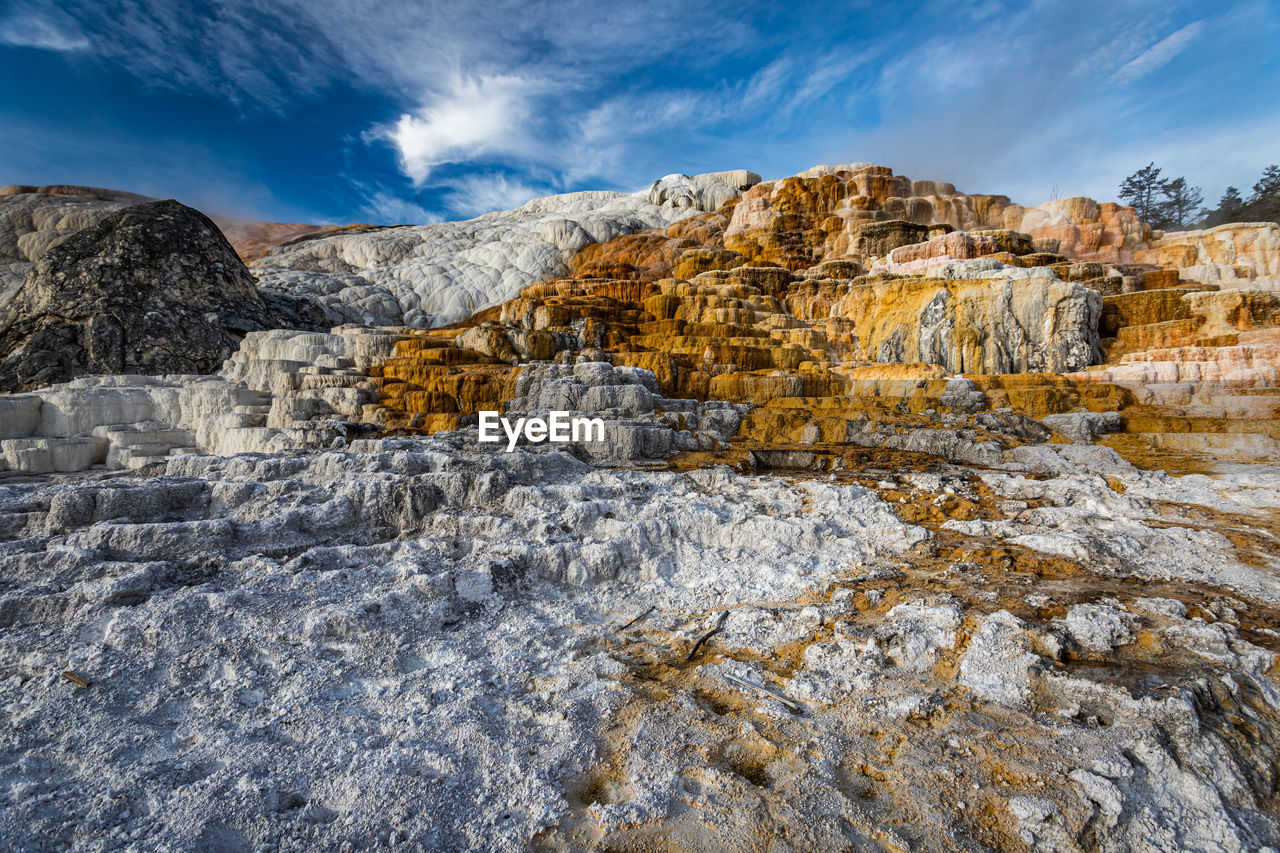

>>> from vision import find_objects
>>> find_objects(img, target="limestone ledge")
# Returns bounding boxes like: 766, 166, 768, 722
0, 328, 752, 474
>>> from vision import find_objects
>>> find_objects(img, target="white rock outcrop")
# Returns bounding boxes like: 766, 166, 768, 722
252, 172, 760, 328
0, 327, 398, 472
958, 609, 1040, 708
506, 361, 744, 462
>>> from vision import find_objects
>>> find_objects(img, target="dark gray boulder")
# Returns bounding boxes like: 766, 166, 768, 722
0, 199, 323, 392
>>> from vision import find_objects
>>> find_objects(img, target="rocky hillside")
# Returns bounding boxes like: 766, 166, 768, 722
5, 162, 1278, 469
0, 200, 323, 392
0, 185, 331, 309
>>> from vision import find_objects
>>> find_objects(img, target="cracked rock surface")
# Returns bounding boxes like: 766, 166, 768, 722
1, 438, 1278, 851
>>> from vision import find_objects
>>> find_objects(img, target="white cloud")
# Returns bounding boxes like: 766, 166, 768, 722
742, 58, 792, 107
446, 173, 546, 217
0, 7, 88, 51
359, 189, 441, 225
1109, 20, 1205, 85
378, 74, 536, 185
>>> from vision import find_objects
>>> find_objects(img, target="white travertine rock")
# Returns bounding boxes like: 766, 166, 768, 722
794, 162, 876, 179
2, 326, 385, 471
958, 609, 1040, 708
37, 384, 159, 437
1061, 603, 1134, 654
881, 603, 961, 670
647, 170, 761, 211
0, 394, 41, 438
1040, 411, 1123, 444
252, 172, 758, 328
1, 436, 106, 473
504, 361, 743, 461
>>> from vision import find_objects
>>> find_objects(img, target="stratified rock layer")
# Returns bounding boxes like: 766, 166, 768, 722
721, 164, 1150, 269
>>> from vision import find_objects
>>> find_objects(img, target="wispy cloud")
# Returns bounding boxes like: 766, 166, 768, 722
0, 5, 88, 51
446, 172, 547, 217
357, 188, 442, 225
1109, 20, 1205, 85
570, 88, 726, 179
792, 50, 875, 106
826, 0, 1275, 209
742, 58, 792, 107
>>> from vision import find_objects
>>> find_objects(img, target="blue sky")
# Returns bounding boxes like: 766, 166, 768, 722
0, 0, 1276, 225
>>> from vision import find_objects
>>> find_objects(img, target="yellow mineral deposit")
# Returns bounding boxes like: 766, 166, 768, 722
358, 165, 1280, 474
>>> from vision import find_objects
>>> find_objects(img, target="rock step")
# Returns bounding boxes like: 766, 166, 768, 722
1086, 360, 1279, 386
110, 452, 164, 471
1108, 431, 1280, 461
106, 447, 168, 469
92, 423, 195, 446
0, 395, 42, 439
1, 436, 107, 473
1119, 342, 1280, 364
213, 412, 267, 429
1118, 406, 1280, 435
120, 442, 180, 457
315, 355, 356, 370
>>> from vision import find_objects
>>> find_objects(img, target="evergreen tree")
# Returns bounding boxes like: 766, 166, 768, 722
1204, 166, 1280, 225
1245, 165, 1280, 222
1158, 177, 1204, 230
1204, 186, 1243, 226
1251, 164, 1280, 198
1119, 163, 1165, 222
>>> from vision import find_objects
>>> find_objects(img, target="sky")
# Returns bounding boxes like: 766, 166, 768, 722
0, 0, 1276, 226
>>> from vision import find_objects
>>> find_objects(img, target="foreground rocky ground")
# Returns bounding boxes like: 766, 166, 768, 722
1, 433, 1278, 851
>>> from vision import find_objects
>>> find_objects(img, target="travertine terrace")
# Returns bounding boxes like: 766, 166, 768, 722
1, 164, 1279, 852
